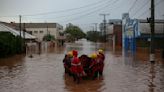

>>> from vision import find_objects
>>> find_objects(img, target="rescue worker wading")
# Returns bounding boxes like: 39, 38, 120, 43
97, 49, 105, 79
70, 50, 85, 84
89, 53, 99, 80
63, 51, 73, 76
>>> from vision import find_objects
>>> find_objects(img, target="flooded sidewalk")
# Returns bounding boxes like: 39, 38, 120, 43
0, 40, 164, 92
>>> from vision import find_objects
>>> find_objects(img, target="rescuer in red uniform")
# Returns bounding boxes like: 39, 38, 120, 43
97, 49, 105, 79
89, 53, 99, 80
63, 51, 73, 76
70, 50, 85, 83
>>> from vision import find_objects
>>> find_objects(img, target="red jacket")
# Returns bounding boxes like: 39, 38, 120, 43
97, 53, 105, 71
70, 57, 83, 74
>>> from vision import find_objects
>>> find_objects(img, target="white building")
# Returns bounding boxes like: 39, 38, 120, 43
8, 22, 63, 41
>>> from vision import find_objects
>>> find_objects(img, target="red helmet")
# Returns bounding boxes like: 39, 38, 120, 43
72, 50, 78, 57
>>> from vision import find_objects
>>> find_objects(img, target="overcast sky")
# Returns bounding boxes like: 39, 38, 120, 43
0, 0, 164, 31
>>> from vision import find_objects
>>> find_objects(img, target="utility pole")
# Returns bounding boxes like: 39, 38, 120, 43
92, 23, 98, 31
92, 23, 98, 50
47, 25, 49, 35
23, 23, 25, 40
19, 15, 22, 38
90, 26, 94, 31
148, 1, 155, 90
23, 23, 26, 52
150, 0, 155, 63
19, 15, 22, 52
100, 14, 109, 42
162, 15, 164, 59
163, 15, 164, 39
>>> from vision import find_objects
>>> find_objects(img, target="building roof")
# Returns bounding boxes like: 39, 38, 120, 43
7, 22, 63, 29
0, 23, 36, 39
23, 23, 57, 28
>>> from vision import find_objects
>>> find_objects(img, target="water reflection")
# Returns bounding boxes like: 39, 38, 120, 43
64, 74, 103, 92
148, 63, 156, 92
0, 40, 164, 92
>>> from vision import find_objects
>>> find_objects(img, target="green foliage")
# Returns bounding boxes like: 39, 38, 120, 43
43, 34, 55, 41
64, 25, 86, 41
86, 31, 102, 42
0, 32, 23, 58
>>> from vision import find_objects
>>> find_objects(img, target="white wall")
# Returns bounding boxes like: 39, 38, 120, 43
139, 23, 164, 34
106, 25, 114, 35
26, 28, 59, 41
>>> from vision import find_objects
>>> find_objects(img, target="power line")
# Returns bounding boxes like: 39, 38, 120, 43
96, 0, 124, 14
136, 0, 163, 18
0, 0, 117, 23
136, 8, 149, 18
128, 0, 138, 13
92, 23, 98, 31
23, 0, 110, 16
0, 15, 19, 18
0, 0, 118, 20
18, 0, 116, 23
24, 0, 114, 19
60, 0, 120, 23
100, 14, 110, 42
131, 0, 150, 18
0, 0, 110, 18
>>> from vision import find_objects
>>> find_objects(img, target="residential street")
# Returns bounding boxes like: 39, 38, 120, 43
0, 39, 163, 92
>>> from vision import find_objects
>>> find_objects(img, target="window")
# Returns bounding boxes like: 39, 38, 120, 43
34, 31, 38, 34
40, 30, 43, 33
27, 31, 32, 34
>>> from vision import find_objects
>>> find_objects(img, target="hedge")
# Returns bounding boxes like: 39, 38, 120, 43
0, 32, 24, 58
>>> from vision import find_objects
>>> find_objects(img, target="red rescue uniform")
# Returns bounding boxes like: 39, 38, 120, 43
97, 53, 105, 76
71, 57, 84, 75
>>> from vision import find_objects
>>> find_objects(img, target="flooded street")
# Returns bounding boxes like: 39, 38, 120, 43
0, 39, 164, 92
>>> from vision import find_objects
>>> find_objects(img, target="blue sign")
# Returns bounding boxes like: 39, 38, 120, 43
122, 13, 140, 54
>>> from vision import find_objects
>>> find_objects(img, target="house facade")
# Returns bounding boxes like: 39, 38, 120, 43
9, 22, 63, 42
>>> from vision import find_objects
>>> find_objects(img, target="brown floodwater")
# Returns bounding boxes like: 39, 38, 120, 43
0, 39, 164, 92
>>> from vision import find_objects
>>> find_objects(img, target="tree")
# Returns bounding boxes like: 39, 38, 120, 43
0, 32, 24, 58
64, 25, 86, 42
86, 31, 101, 42
43, 34, 55, 41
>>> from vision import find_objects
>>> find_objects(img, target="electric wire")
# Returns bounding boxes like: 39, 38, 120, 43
131, 0, 150, 18
0, 0, 109, 17
24, 0, 114, 19
136, 0, 163, 18
59, 0, 121, 23
128, 0, 138, 13
24, 0, 121, 23
23, 0, 110, 16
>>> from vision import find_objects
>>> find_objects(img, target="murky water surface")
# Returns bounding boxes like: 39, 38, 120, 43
0, 39, 164, 92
